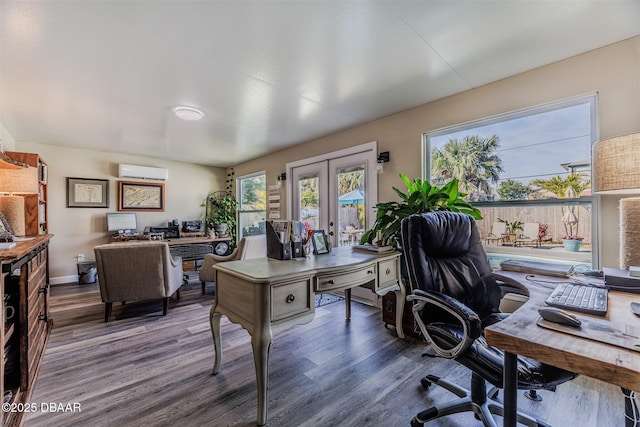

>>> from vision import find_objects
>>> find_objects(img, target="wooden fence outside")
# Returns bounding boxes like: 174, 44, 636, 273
477, 204, 592, 245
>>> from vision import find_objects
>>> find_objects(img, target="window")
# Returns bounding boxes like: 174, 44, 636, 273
238, 172, 266, 238
423, 94, 597, 263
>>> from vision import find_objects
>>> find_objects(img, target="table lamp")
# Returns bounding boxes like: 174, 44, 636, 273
592, 132, 640, 269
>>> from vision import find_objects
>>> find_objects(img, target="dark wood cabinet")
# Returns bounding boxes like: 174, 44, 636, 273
1, 235, 52, 427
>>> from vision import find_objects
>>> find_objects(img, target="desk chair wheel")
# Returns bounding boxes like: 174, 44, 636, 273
420, 376, 433, 390
524, 389, 542, 401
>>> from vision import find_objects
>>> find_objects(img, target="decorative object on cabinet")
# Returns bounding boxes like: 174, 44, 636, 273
0, 152, 48, 235
0, 211, 15, 236
118, 181, 164, 212
66, 177, 109, 208
0, 197, 25, 236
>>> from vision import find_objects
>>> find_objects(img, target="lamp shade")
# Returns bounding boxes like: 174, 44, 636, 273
592, 132, 640, 194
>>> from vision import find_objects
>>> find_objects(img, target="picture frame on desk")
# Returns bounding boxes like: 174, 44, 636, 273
66, 177, 109, 208
118, 181, 164, 212
312, 230, 329, 254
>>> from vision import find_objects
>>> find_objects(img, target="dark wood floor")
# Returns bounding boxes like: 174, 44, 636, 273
24, 279, 624, 427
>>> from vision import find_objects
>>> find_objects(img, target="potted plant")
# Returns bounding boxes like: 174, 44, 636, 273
204, 191, 238, 247
360, 173, 482, 248
497, 218, 523, 243
562, 235, 583, 252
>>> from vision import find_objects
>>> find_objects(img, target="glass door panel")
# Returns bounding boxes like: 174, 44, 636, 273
334, 166, 365, 247
329, 156, 369, 248
291, 161, 328, 234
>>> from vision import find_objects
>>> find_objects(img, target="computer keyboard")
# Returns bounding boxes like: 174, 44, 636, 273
545, 283, 608, 316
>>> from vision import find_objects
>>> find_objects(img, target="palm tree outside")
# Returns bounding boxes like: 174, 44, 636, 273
431, 135, 503, 201
529, 172, 590, 236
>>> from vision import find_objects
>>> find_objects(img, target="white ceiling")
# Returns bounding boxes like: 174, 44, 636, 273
1, 1, 639, 167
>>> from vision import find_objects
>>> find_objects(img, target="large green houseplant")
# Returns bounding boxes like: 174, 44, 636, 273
360, 174, 482, 247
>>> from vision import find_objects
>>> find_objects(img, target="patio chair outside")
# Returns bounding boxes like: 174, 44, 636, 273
515, 222, 540, 247
485, 222, 506, 245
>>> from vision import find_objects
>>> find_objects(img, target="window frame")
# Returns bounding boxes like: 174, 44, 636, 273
236, 171, 267, 238
422, 93, 599, 267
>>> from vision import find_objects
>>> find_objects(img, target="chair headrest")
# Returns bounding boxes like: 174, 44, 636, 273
406, 211, 473, 258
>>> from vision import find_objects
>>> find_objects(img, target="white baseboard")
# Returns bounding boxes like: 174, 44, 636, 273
50, 275, 78, 285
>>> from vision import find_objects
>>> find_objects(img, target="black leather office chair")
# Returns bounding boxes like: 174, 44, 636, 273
402, 211, 577, 427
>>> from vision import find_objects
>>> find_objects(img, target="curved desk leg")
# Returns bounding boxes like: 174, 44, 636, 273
252, 330, 272, 426
209, 306, 222, 375
394, 285, 406, 339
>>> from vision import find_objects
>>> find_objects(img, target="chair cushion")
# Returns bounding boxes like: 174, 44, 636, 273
427, 323, 578, 390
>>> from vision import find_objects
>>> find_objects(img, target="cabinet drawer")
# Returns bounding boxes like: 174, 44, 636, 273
271, 280, 312, 322
316, 264, 375, 292
377, 259, 398, 289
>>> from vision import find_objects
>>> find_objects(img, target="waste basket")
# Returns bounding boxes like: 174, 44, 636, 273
77, 260, 97, 284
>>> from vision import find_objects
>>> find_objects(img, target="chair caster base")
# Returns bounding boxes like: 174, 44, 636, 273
524, 390, 542, 401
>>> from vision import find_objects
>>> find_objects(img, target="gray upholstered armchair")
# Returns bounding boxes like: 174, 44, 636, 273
94, 241, 184, 322
199, 235, 266, 294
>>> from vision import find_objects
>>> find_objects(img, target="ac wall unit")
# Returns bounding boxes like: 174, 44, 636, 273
118, 164, 169, 181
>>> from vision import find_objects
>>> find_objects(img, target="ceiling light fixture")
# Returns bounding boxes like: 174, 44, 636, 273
173, 106, 204, 121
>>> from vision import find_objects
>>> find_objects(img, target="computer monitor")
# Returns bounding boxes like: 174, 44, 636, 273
106, 212, 138, 235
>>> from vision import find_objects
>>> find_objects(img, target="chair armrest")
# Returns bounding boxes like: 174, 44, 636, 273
170, 255, 182, 268
198, 248, 240, 283
407, 289, 481, 359
492, 271, 530, 298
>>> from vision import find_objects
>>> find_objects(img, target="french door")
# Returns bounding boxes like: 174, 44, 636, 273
288, 142, 377, 249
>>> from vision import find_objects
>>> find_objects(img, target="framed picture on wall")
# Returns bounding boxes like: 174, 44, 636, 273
118, 181, 165, 212
67, 177, 109, 208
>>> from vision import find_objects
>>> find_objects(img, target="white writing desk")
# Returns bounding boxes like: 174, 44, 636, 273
209, 247, 403, 425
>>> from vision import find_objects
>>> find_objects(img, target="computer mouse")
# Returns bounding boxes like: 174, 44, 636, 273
538, 307, 582, 328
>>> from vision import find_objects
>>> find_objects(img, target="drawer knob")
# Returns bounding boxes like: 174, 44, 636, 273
328, 280, 335, 285
286, 294, 295, 303
367, 270, 373, 274
386, 268, 391, 275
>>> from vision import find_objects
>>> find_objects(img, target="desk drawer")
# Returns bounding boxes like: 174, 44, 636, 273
377, 259, 398, 290
316, 264, 375, 292
272, 280, 312, 322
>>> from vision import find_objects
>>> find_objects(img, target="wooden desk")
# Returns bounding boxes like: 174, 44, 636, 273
209, 247, 403, 425
485, 271, 640, 427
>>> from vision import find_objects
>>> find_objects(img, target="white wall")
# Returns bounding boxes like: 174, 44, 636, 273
0, 122, 16, 152
16, 142, 226, 283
